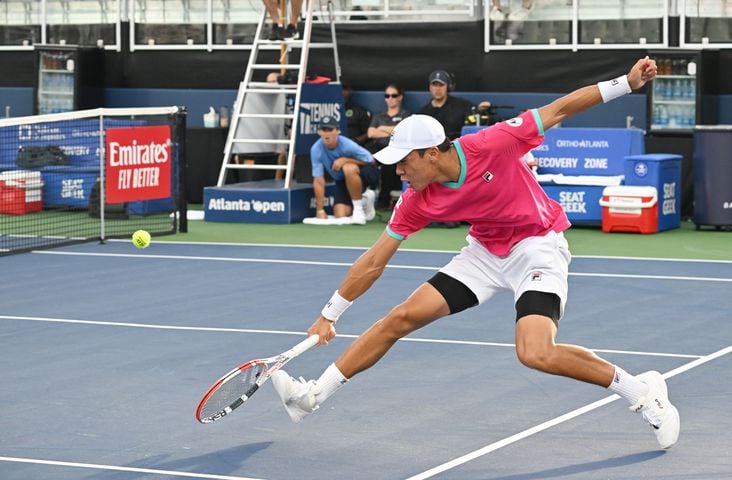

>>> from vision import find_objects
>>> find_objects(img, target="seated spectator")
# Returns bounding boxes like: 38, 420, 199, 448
367, 83, 411, 208
490, 0, 534, 22
310, 116, 378, 225
342, 82, 371, 146
419, 70, 490, 140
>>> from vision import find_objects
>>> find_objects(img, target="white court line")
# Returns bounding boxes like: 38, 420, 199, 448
405, 344, 732, 480
33, 251, 732, 283
0, 315, 703, 359
0, 456, 264, 480
107, 239, 732, 264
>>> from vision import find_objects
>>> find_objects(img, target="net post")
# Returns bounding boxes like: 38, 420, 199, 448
175, 107, 188, 233
99, 112, 106, 243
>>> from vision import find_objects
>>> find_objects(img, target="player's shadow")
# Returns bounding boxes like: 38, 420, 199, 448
81, 442, 273, 479
489, 450, 665, 480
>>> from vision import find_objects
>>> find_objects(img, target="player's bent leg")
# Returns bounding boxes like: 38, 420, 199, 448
271, 282, 451, 423
513, 293, 679, 448
513, 291, 615, 386
515, 313, 615, 386
336, 281, 451, 378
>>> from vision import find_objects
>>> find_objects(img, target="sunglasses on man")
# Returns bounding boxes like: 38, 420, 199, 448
384, 93, 401, 98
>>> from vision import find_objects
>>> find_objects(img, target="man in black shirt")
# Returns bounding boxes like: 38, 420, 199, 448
343, 83, 371, 146
419, 70, 489, 140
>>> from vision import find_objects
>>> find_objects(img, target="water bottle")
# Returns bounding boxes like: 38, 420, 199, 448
686, 79, 695, 100
651, 105, 661, 127
672, 79, 682, 100
654, 81, 664, 100
686, 105, 696, 127
218, 106, 229, 128
658, 105, 668, 127
662, 79, 673, 100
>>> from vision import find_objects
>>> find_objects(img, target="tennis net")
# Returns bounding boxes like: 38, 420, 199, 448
0, 106, 187, 255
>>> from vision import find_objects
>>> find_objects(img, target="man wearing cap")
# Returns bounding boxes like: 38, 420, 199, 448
420, 70, 483, 140
310, 115, 378, 224
274, 57, 680, 452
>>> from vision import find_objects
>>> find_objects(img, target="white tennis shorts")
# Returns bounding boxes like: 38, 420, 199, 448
440, 231, 571, 318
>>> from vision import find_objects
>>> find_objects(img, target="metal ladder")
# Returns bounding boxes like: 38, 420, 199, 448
216, 0, 341, 189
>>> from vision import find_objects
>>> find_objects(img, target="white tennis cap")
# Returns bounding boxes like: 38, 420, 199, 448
373, 114, 447, 165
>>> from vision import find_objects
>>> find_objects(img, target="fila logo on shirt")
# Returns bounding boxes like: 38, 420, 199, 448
506, 117, 523, 127
530, 271, 542, 281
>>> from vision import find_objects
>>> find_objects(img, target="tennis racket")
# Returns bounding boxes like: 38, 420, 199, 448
196, 334, 319, 424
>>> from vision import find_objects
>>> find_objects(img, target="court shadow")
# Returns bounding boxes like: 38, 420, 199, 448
489, 450, 665, 480
81, 442, 273, 479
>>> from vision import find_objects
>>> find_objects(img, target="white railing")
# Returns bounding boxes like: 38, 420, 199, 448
0, 0, 730, 51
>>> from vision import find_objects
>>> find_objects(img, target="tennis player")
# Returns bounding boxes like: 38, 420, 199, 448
273, 56, 680, 449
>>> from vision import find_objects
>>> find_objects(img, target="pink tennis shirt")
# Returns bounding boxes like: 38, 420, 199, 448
386, 109, 570, 257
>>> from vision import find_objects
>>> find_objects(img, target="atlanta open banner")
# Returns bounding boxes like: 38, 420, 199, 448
106, 125, 171, 203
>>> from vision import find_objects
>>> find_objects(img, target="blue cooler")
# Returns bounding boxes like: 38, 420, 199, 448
624, 154, 682, 231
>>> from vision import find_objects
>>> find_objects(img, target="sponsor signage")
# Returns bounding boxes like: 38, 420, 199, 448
204, 183, 335, 224
105, 125, 171, 203
294, 84, 345, 154
532, 128, 644, 176
542, 185, 604, 223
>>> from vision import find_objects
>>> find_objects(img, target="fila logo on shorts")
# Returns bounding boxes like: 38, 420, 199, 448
530, 271, 542, 281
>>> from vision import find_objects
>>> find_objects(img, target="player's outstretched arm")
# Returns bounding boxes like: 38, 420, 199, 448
308, 231, 402, 344
538, 56, 657, 131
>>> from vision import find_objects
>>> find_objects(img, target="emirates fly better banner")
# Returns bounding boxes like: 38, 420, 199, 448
105, 126, 172, 203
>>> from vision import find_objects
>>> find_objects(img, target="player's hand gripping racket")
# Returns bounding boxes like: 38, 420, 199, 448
196, 334, 319, 423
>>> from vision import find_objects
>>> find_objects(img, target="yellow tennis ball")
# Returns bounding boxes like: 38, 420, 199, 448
132, 230, 151, 249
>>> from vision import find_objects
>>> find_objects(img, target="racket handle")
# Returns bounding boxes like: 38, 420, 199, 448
290, 334, 320, 356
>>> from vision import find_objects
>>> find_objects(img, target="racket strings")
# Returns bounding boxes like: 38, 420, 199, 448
199, 363, 266, 420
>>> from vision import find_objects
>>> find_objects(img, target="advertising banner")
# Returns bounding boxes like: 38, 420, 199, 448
106, 125, 171, 203
294, 84, 345, 154
532, 128, 644, 176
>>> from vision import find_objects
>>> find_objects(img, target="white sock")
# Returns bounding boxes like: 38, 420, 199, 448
314, 363, 348, 403
607, 366, 649, 406
352, 199, 364, 213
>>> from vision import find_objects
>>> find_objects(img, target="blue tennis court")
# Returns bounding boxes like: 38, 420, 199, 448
1, 241, 730, 479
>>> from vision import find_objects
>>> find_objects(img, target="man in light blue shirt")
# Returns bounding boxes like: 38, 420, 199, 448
310, 115, 378, 224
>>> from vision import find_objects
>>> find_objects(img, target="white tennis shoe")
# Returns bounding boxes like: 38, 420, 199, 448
489, 5, 506, 22
630, 370, 680, 449
350, 207, 367, 225
508, 5, 532, 21
271, 370, 319, 423
362, 189, 376, 221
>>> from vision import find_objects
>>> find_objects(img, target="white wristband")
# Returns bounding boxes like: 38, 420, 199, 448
321, 290, 353, 323
597, 75, 632, 103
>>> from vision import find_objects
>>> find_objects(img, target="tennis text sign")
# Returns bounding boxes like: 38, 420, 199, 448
294, 84, 345, 154
105, 126, 171, 203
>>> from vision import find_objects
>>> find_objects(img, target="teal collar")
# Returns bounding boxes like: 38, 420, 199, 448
442, 141, 467, 189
